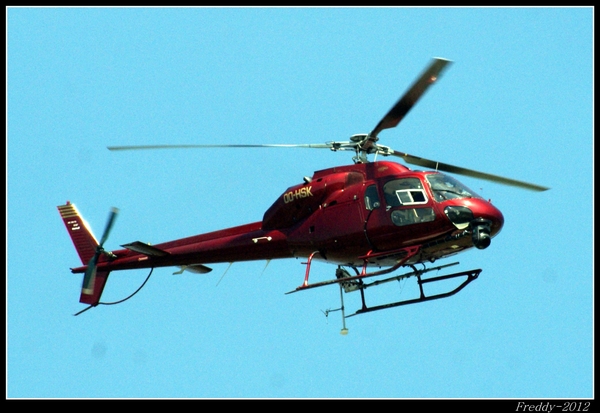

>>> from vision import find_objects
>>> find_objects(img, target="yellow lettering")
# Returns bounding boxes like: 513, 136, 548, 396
283, 186, 313, 204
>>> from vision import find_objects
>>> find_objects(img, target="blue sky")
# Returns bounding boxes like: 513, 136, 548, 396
7, 7, 593, 399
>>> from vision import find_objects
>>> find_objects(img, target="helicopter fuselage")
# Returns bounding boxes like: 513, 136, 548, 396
70, 161, 504, 277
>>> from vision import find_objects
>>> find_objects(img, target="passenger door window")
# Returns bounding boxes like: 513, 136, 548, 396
383, 178, 435, 227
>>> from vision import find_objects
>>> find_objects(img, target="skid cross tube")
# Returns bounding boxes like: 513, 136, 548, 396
359, 262, 460, 290
300, 251, 322, 288
287, 246, 420, 294
348, 268, 482, 317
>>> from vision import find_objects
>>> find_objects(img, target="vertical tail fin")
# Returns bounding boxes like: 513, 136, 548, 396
57, 202, 99, 265
57, 202, 114, 305
79, 270, 111, 305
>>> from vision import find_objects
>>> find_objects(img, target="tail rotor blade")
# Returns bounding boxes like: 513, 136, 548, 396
99, 207, 119, 247
82, 253, 99, 294
82, 207, 119, 298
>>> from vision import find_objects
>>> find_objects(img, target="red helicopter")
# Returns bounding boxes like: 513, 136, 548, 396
58, 57, 548, 332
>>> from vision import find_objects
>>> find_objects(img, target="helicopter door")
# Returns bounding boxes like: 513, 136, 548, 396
302, 172, 367, 260
364, 177, 438, 251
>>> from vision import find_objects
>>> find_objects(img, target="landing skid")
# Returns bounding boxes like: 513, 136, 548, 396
287, 253, 481, 334
347, 267, 481, 317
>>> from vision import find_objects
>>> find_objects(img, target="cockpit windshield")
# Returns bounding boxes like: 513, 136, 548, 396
425, 173, 482, 202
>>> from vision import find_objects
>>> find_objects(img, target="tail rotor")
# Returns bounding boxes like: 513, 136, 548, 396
81, 207, 119, 296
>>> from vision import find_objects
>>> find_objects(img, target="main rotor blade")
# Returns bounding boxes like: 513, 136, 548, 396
370, 57, 452, 139
389, 150, 550, 192
108, 144, 333, 151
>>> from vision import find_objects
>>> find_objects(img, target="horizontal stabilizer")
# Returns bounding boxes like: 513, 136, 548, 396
173, 264, 213, 275
121, 241, 170, 257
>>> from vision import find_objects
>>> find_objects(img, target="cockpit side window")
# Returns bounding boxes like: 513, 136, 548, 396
383, 178, 428, 207
425, 173, 481, 202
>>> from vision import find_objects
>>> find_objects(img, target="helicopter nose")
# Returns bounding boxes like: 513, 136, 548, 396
444, 198, 504, 249
466, 199, 504, 249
